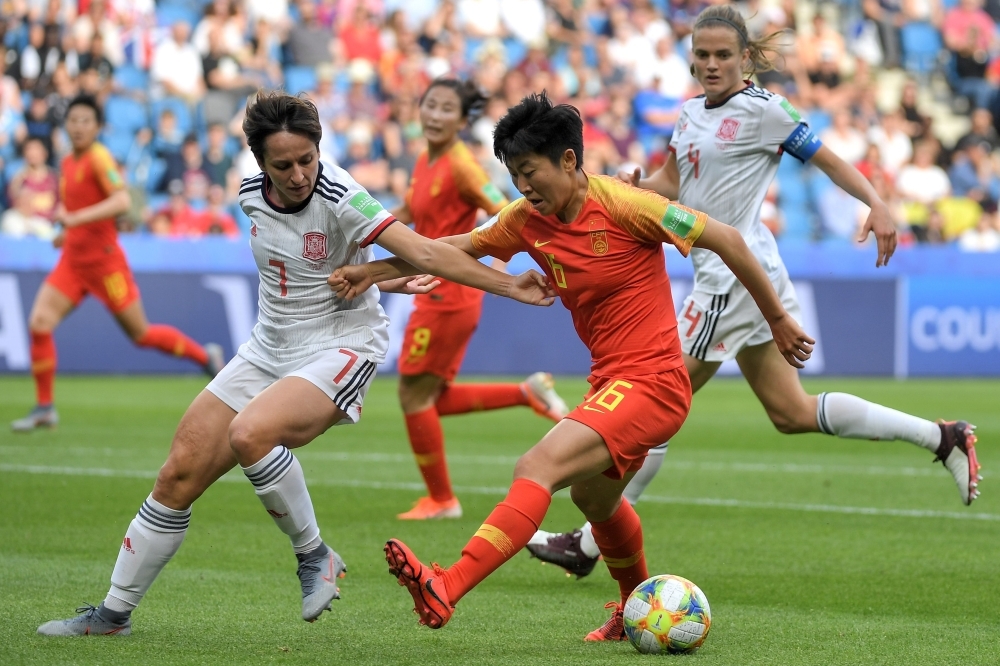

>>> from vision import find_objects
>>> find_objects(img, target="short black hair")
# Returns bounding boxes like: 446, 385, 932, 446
492, 92, 583, 170
242, 89, 322, 161
420, 77, 487, 121
66, 94, 103, 125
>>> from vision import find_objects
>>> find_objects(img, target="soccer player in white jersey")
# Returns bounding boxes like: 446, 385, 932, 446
527, 5, 981, 579
37, 91, 555, 637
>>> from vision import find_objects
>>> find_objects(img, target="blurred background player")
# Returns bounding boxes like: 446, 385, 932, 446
332, 92, 813, 641
37, 90, 555, 637
11, 95, 224, 433
527, 5, 982, 578
391, 78, 569, 521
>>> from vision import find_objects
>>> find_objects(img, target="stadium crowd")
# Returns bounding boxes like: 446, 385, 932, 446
1, 0, 1000, 252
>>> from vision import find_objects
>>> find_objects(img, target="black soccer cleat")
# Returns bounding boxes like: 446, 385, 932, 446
525, 529, 600, 579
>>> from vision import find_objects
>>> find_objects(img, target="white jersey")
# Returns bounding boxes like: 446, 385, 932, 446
238, 161, 394, 364
669, 85, 821, 294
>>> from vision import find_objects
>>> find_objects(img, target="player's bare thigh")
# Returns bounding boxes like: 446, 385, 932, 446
152, 389, 239, 510
513, 419, 618, 493
112, 299, 150, 341
736, 341, 819, 434
28, 283, 75, 333
683, 353, 722, 393
398, 373, 446, 414
227, 376, 349, 467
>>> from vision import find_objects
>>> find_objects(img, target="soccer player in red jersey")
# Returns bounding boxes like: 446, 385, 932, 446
392, 79, 569, 521
330, 93, 813, 639
11, 95, 223, 432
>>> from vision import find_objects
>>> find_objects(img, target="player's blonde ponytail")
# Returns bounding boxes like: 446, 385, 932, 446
692, 5, 785, 77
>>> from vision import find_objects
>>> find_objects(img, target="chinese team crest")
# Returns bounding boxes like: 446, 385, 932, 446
302, 232, 328, 261
716, 118, 740, 142
590, 218, 609, 255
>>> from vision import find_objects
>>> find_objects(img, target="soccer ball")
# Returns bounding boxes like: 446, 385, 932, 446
623, 574, 712, 654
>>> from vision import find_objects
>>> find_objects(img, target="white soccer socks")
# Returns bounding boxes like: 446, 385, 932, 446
816, 392, 940, 451
104, 495, 190, 613
242, 445, 323, 554
623, 443, 668, 505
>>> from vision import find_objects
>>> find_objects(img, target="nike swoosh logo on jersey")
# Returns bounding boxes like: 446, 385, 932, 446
534, 240, 551, 247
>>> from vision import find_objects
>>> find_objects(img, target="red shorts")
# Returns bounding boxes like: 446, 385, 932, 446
566, 366, 692, 480
397, 301, 483, 381
45, 246, 140, 314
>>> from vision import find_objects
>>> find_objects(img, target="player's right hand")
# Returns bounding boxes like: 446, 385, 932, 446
769, 314, 814, 369
328, 264, 375, 300
52, 232, 65, 249
616, 167, 641, 187
509, 270, 557, 307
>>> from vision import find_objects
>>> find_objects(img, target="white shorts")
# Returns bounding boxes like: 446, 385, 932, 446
678, 268, 802, 363
206, 345, 378, 424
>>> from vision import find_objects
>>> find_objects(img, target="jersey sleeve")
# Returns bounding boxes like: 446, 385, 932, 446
762, 96, 822, 162
325, 165, 397, 247
469, 199, 529, 261
451, 153, 509, 215
590, 176, 707, 257
90, 143, 125, 196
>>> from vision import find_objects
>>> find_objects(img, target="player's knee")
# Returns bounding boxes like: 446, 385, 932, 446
227, 417, 265, 460
768, 406, 813, 434
28, 313, 55, 334
569, 486, 618, 522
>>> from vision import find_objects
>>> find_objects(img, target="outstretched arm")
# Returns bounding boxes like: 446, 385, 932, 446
55, 189, 132, 227
329, 223, 554, 305
617, 151, 680, 200
810, 145, 897, 266
694, 219, 815, 368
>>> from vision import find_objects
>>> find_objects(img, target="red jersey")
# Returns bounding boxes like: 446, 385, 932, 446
407, 140, 508, 310
59, 142, 125, 261
471, 174, 707, 378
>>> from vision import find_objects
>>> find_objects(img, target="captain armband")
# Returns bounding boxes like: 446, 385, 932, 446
782, 123, 822, 162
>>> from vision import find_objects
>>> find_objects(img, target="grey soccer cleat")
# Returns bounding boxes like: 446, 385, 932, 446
204, 343, 225, 378
37, 604, 131, 636
11, 405, 59, 432
934, 420, 981, 506
297, 544, 346, 622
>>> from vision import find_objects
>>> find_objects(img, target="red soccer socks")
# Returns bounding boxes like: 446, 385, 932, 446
591, 500, 648, 606
30, 332, 56, 406
404, 408, 453, 502
136, 324, 208, 366
441, 478, 551, 603
435, 384, 529, 416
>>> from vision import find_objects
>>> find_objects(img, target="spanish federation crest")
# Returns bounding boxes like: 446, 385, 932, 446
716, 117, 740, 142
302, 232, 328, 261
590, 218, 609, 255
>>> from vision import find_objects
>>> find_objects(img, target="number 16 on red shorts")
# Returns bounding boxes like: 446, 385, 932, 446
565, 366, 692, 480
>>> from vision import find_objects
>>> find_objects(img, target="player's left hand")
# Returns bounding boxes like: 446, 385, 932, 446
52, 204, 77, 228
377, 274, 441, 295
857, 202, 897, 268
508, 270, 557, 307
51, 232, 65, 249
328, 264, 376, 299
769, 314, 815, 369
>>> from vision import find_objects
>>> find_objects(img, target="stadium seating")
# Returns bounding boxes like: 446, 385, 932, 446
284, 66, 318, 95
114, 65, 149, 95
901, 22, 942, 76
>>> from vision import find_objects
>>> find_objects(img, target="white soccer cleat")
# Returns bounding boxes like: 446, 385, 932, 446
934, 421, 981, 506
11, 405, 58, 432
203, 343, 226, 378
520, 372, 569, 422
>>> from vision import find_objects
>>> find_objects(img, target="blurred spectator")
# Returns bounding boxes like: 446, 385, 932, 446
193, 0, 246, 57
76, 32, 115, 97
289, 0, 335, 67
240, 19, 284, 88
178, 135, 211, 202
72, 0, 125, 67
863, 0, 904, 68
500, 0, 547, 46
636, 33, 692, 100
948, 139, 1000, 207
547, 0, 583, 49
799, 11, 846, 90
632, 74, 682, 153
867, 109, 913, 177
24, 94, 56, 160
344, 59, 380, 119
149, 179, 203, 236
457, 0, 504, 39
197, 184, 240, 237
151, 22, 205, 102
820, 108, 868, 164
899, 80, 932, 140
943, 0, 996, 110
203, 123, 233, 188
897, 141, 952, 239
5, 136, 58, 222
958, 211, 1000, 250
340, 121, 389, 196
958, 107, 999, 150
1, 187, 57, 239
339, 4, 383, 65
246, 0, 290, 28
0, 87, 26, 160
936, 194, 983, 238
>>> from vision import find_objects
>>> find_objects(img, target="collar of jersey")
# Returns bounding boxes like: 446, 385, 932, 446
261, 163, 322, 214
703, 81, 755, 110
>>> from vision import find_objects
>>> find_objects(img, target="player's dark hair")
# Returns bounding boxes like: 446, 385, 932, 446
492, 92, 584, 170
66, 93, 103, 125
692, 5, 784, 76
242, 89, 322, 161
421, 77, 488, 122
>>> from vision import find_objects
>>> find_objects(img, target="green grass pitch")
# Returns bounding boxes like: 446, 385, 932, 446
1, 375, 998, 665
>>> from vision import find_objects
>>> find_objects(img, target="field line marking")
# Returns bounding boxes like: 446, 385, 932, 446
2, 463, 997, 523
0, 447, 970, 478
